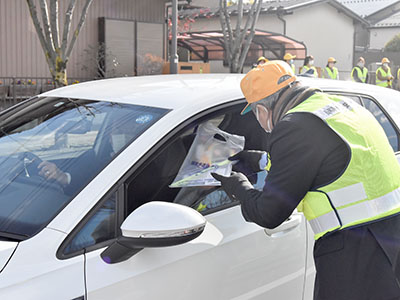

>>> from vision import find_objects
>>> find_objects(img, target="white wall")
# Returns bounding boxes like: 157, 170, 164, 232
370, 27, 400, 50
186, 3, 356, 78
284, 4, 355, 78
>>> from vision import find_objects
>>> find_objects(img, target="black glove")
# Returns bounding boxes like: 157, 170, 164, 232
211, 172, 250, 201
229, 150, 266, 175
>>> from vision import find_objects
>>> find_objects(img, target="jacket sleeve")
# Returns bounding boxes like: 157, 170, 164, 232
233, 113, 347, 229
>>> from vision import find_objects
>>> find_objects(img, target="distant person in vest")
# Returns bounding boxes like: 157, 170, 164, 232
252, 56, 268, 69
351, 56, 369, 83
322, 57, 339, 80
376, 57, 394, 88
212, 60, 400, 300
257, 56, 268, 65
300, 55, 318, 77
283, 53, 296, 74
397, 66, 400, 90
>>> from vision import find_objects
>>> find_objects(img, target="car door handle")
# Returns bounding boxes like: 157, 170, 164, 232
264, 214, 302, 237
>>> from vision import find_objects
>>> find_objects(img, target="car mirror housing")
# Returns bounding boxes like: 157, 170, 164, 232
101, 201, 206, 264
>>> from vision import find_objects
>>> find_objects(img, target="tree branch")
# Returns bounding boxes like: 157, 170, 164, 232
65, 0, 94, 60
219, 0, 231, 65
238, 0, 262, 70
61, 0, 76, 60
222, 0, 234, 51
38, 0, 55, 57
50, 0, 60, 50
26, 0, 55, 72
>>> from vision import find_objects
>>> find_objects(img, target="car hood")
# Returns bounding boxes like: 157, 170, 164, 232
0, 242, 17, 272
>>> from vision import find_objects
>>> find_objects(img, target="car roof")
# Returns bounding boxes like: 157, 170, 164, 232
40, 73, 399, 110
40, 74, 244, 110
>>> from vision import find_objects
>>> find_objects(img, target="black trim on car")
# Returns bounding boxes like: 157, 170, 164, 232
326, 91, 400, 151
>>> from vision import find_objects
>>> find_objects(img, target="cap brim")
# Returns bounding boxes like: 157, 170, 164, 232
240, 103, 252, 115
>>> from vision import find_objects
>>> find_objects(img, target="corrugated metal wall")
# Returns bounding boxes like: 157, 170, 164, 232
0, 0, 167, 78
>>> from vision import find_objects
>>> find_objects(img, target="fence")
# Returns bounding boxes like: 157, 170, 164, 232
0, 77, 91, 111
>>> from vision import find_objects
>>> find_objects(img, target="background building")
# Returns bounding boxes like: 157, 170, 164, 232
0, 0, 168, 80
182, 0, 367, 79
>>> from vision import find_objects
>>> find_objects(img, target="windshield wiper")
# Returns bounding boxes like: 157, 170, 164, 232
0, 231, 28, 242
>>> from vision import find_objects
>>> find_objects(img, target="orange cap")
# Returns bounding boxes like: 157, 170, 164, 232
328, 57, 336, 63
382, 57, 390, 64
240, 60, 296, 115
284, 53, 296, 60
257, 56, 268, 63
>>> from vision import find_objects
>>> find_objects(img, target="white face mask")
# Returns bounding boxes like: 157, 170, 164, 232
289, 59, 294, 64
358, 62, 364, 68
383, 63, 389, 68
256, 106, 273, 133
111, 134, 128, 153
309, 60, 314, 66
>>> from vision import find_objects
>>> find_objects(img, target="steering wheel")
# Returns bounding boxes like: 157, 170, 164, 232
16, 152, 64, 193
18, 152, 43, 178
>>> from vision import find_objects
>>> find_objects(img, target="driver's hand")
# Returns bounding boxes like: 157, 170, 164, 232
38, 161, 69, 187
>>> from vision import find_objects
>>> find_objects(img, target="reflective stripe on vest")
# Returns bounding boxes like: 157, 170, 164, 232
351, 67, 367, 83
376, 67, 392, 87
286, 93, 400, 240
291, 64, 296, 74
309, 186, 400, 236
324, 67, 338, 80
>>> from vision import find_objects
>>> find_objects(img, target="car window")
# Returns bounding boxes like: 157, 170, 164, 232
361, 97, 399, 152
125, 104, 269, 216
0, 97, 169, 239
63, 191, 117, 255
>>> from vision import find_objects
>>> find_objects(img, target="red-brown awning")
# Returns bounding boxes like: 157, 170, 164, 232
177, 30, 307, 65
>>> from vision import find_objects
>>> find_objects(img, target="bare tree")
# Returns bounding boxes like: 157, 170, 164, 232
80, 42, 120, 79
219, 0, 262, 73
26, 0, 94, 86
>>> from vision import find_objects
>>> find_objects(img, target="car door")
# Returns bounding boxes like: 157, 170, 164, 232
59, 103, 308, 300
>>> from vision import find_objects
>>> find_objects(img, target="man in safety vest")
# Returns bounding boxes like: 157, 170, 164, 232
351, 57, 368, 83
283, 53, 296, 74
376, 57, 394, 88
322, 57, 339, 80
212, 60, 400, 300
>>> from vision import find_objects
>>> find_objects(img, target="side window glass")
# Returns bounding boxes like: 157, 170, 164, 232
125, 106, 267, 216
64, 192, 117, 255
362, 97, 399, 152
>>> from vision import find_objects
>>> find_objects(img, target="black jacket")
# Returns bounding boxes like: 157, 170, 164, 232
232, 104, 400, 300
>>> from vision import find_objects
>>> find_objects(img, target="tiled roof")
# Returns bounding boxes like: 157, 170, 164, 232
179, 0, 367, 24
337, 0, 399, 17
374, 10, 400, 26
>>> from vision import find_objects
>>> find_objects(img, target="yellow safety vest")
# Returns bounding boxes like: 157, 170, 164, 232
397, 68, 400, 80
300, 65, 318, 77
290, 64, 296, 74
376, 67, 392, 87
324, 67, 338, 80
286, 93, 400, 240
351, 67, 368, 83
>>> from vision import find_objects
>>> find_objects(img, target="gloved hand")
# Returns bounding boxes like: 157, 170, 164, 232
229, 150, 267, 174
211, 172, 250, 201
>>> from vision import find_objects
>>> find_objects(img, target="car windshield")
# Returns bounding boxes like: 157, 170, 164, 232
0, 97, 169, 239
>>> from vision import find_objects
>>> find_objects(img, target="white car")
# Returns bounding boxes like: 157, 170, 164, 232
0, 74, 399, 300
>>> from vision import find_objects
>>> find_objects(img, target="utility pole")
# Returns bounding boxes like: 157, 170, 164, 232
170, 0, 178, 74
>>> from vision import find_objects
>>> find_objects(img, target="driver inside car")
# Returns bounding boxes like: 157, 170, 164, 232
36, 116, 135, 192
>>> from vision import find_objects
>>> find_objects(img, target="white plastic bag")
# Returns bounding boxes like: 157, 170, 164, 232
170, 122, 245, 188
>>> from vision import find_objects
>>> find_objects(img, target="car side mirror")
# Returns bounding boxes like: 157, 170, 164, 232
101, 201, 206, 264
